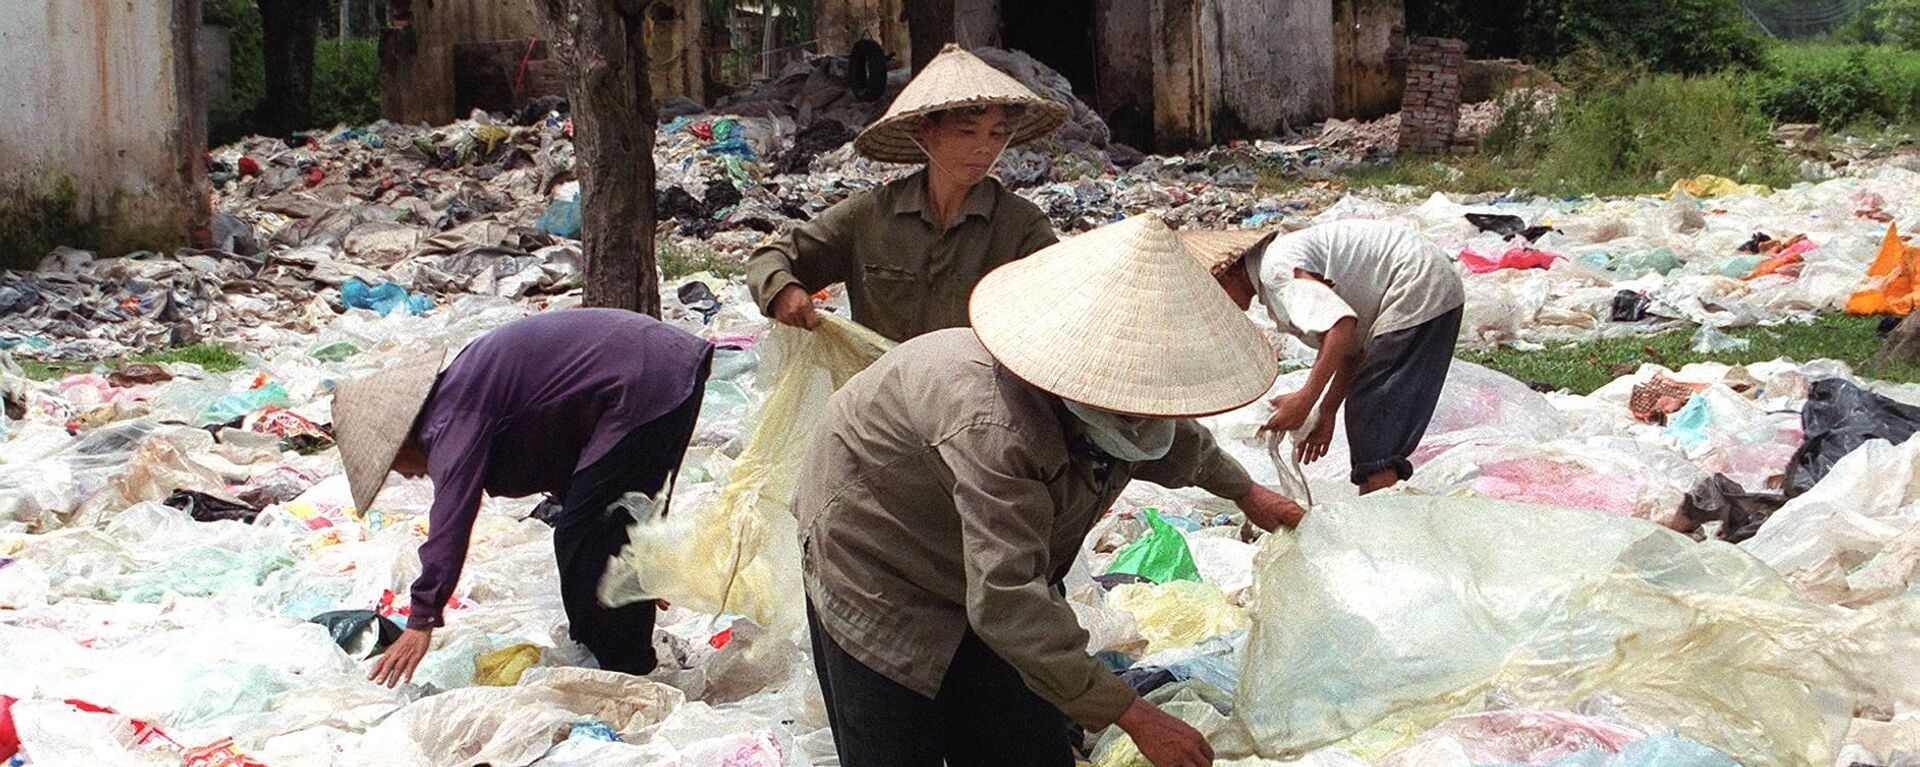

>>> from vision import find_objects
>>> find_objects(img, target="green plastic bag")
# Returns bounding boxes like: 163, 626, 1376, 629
1105, 508, 1202, 584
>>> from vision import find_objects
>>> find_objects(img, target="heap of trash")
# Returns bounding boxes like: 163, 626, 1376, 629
7, 49, 1920, 767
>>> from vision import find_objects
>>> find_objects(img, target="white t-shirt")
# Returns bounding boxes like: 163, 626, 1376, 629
1249, 220, 1465, 355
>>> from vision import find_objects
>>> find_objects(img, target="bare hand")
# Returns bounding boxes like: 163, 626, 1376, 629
1117, 697, 1214, 767
1295, 412, 1335, 465
369, 627, 432, 688
1237, 485, 1306, 532
770, 284, 821, 330
1261, 391, 1314, 434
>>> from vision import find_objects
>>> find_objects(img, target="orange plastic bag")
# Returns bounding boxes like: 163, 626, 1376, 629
1847, 224, 1920, 315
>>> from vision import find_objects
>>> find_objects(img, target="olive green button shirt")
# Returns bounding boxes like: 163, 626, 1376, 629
745, 169, 1058, 343
793, 329, 1256, 730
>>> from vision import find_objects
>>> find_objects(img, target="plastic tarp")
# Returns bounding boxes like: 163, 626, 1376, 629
601, 314, 893, 638
1229, 496, 1920, 767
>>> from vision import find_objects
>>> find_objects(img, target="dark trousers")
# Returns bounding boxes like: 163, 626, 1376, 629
550, 377, 705, 674
807, 603, 1075, 767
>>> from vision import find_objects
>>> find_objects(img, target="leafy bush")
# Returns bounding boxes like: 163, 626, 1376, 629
313, 38, 381, 129
205, 0, 382, 143
1757, 43, 1920, 127
1407, 0, 1767, 74
1532, 73, 1791, 195
1756, 50, 1884, 126
1873, 0, 1920, 48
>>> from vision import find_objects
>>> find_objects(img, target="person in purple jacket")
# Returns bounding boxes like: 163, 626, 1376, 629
330, 308, 714, 687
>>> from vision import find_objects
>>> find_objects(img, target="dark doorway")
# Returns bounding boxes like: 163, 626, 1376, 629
999, 0, 1098, 103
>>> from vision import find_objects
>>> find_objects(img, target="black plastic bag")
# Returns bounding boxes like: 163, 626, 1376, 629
163, 489, 262, 524
1785, 378, 1920, 497
1610, 290, 1651, 322
1678, 474, 1785, 543
309, 610, 404, 659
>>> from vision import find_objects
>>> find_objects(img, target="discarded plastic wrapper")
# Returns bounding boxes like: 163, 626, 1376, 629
1228, 496, 1920, 767
600, 313, 893, 638
1104, 508, 1203, 584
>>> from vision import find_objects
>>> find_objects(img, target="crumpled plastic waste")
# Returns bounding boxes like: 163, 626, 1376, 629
1628, 373, 1708, 424
1231, 496, 1920, 766
474, 643, 543, 686
601, 313, 893, 638
1677, 473, 1785, 543
307, 609, 403, 659
1104, 508, 1203, 584
1667, 174, 1772, 199
1744, 436, 1920, 606
1105, 580, 1248, 655
1373, 709, 1643, 766
1848, 223, 1920, 315
162, 489, 263, 524
1460, 245, 1561, 273
341, 279, 434, 317
1784, 377, 1920, 496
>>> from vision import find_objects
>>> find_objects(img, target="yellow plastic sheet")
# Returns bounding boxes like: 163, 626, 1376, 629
1667, 174, 1773, 199
1231, 496, 1920, 767
1106, 580, 1249, 655
600, 314, 893, 637
473, 643, 541, 687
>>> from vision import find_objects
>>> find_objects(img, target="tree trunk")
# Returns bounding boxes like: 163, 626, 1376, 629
1875, 312, 1920, 368
257, 0, 322, 136
538, 0, 660, 316
905, 0, 955, 72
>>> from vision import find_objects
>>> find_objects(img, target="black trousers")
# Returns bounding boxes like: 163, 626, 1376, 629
807, 603, 1075, 767
1344, 305, 1464, 486
550, 375, 706, 675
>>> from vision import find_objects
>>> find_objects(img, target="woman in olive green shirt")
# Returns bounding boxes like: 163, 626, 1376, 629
747, 44, 1067, 343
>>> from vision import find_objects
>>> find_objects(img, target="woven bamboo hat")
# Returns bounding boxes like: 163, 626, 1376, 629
853, 43, 1069, 163
333, 349, 447, 512
969, 215, 1277, 417
1180, 229, 1282, 275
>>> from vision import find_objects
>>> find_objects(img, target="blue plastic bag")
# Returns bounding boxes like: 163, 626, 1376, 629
342, 279, 433, 317
537, 199, 583, 239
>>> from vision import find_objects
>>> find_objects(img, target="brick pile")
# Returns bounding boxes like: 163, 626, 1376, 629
1398, 37, 1468, 155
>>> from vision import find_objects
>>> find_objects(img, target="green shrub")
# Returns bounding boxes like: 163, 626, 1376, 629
1756, 50, 1884, 126
1529, 73, 1793, 195
205, 0, 382, 143
1758, 43, 1920, 127
313, 38, 381, 129
1874, 0, 1920, 48
1408, 0, 1766, 74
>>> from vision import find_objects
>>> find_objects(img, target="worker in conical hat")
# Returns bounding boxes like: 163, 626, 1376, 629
795, 215, 1304, 767
746, 43, 1070, 343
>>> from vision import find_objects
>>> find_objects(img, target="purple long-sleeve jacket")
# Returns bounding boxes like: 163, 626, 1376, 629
405, 309, 713, 629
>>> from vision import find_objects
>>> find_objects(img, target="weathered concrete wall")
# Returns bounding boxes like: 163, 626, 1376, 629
384, 0, 704, 125
1211, 0, 1335, 136
1334, 0, 1403, 119
816, 0, 912, 59
201, 23, 233, 106
0, 0, 209, 264
381, 0, 543, 125
1095, 0, 1154, 148
1151, 0, 1218, 151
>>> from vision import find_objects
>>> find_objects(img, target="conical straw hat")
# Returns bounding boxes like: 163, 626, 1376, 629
1180, 228, 1280, 275
854, 43, 1069, 163
333, 349, 447, 512
970, 215, 1277, 417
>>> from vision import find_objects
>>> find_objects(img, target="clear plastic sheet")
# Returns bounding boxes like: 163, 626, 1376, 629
1232, 496, 1920, 767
